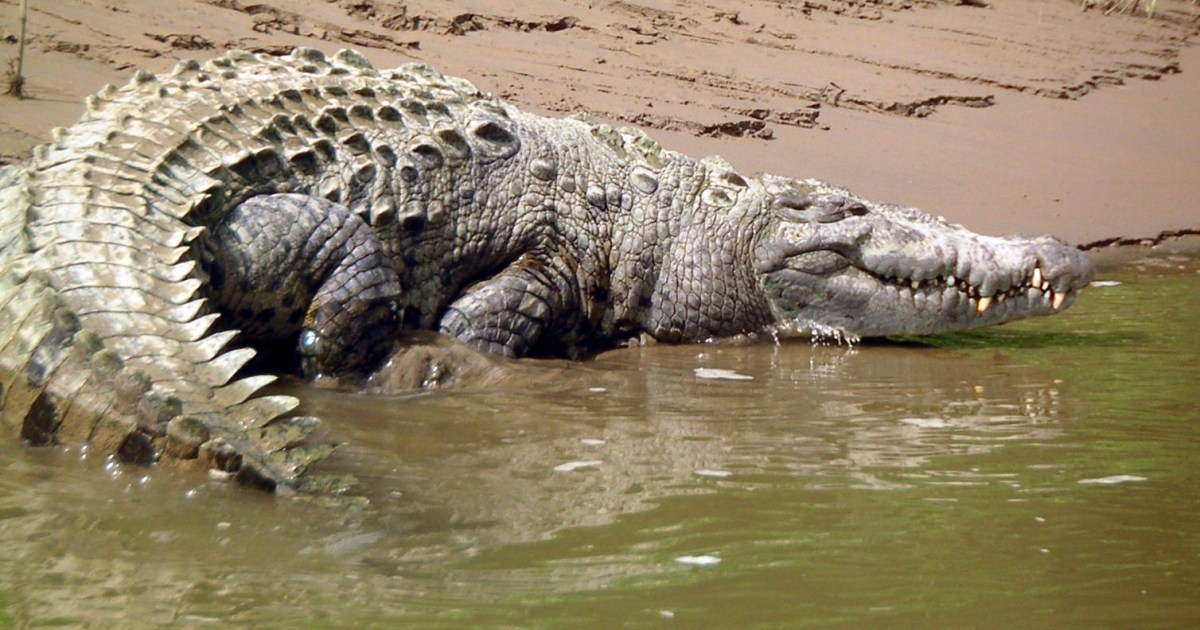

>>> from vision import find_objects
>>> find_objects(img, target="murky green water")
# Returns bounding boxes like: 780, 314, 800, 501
2, 249, 1198, 628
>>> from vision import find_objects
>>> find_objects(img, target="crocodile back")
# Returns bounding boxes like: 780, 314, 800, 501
0, 50, 459, 490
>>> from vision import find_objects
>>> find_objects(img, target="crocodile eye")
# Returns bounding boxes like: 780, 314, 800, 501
773, 191, 813, 212
774, 194, 869, 223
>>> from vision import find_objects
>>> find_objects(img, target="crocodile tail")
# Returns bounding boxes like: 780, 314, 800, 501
0, 54, 380, 492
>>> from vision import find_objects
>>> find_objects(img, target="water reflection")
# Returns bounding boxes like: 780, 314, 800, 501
0, 335, 1076, 624
2, 249, 1196, 626
302, 339, 1072, 546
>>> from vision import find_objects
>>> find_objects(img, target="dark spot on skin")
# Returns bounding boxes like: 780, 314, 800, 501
22, 392, 58, 444
118, 431, 156, 465
189, 195, 223, 226
313, 139, 337, 162
375, 145, 397, 167
315, 114, 338, 135
258, 150, 283, 179
256, 126, 283, 145
401, 99, 427, 119
208, 264, 225, 291
229, 154, 258, 182
400, 212, 426, 232
282, 294, 296, 309
342, 132, 370, 155
291, 114, 316, 134
377, 106, 402, 122
472, 121, 516, 146
256, 308, 277, 323
24, 357, 46, 388
436, 128, 472, 162
289, 150, 318, 175
411, 143, 444, 169
271, 114, 296, 134
401, 305, 419, 327
236, 462, 278, 492
52, 308, 82, 335
425, 102, 452, 118
287, 310, 304, 325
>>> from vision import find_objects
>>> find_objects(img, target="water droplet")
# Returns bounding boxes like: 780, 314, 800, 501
554, 460, 603, 473
675, 555, 721, 567
694, 368, 753, 381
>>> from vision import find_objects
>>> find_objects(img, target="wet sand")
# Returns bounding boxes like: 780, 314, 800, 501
1, 0, 1196, 246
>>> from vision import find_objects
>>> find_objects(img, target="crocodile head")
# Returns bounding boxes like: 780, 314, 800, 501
752, 177, 1096, 339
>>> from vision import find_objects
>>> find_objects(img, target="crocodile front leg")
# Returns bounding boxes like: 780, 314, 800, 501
438, 256, 574, 357
206, 193, 402, 377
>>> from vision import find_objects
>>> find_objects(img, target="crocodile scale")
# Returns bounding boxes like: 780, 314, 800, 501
0, 48, 1094, 492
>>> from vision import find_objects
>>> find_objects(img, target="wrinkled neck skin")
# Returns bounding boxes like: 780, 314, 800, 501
749, 174, 1096, 340
606, 155, 777, 344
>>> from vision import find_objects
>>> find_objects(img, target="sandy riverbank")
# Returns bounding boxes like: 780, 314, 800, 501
1, 0, 1197, 246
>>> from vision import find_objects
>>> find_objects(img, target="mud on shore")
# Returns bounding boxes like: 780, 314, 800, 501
1, 0, 1197, 245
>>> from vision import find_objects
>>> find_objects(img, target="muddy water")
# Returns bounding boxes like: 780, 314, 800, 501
2, 251, 1198, 628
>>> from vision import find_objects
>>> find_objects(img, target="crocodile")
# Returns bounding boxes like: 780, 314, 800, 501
0, 48, 1095, 492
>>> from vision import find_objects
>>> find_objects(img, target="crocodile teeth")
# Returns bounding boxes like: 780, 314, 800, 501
1051, 291, 1066, 310
976, 296, 992, 314
1031, 266, 1043, 289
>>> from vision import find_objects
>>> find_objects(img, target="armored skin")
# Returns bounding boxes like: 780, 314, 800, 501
0, 48, 1094, 491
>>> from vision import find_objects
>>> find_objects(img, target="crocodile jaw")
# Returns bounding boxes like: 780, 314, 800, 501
753, 179, 1096, 338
